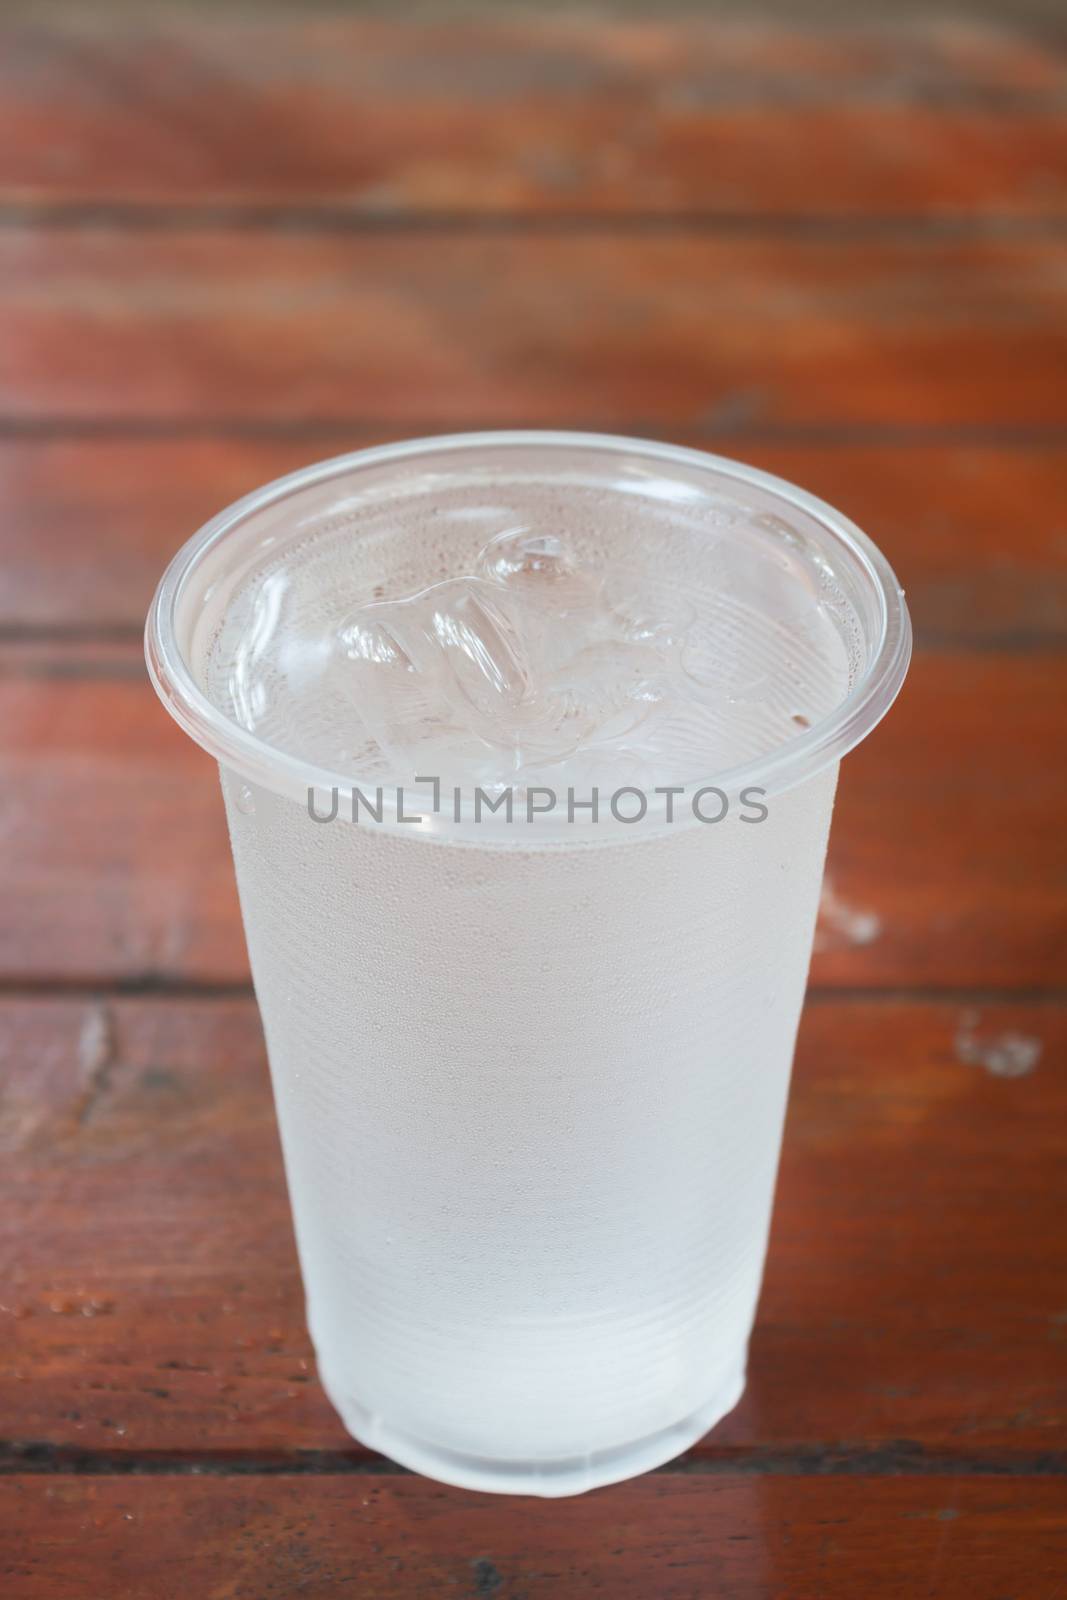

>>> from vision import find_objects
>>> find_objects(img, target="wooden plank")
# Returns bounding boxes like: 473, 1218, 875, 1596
0, 654, 1061, 987
0, 13, 1063, 215
2, 1474, 1066, 1600
0, 675, 240, 986
1, 232, 1065, 428
1, 438, 1065, 646
827, 652, 1064, 988
2, 998, 1063, 1455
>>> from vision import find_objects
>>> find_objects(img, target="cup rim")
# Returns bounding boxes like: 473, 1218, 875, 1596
145, 429, 912, 831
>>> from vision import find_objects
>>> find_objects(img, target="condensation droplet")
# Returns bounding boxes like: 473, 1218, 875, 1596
235, 784, 256, 815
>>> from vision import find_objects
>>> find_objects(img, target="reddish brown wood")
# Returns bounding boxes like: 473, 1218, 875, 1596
0, 655, 1061, 987
0, 674, 240, 985
2, 1474, 1065, 1600
0, 13, 1063, 215
0, 8, 1063, 1586
749, 443, 1067, 649
2, 997, 1063, 1456
821, 650, 1066, 988
0, 637, 144, 678
1, 439, 1065, 647
1, 232, 1064, 427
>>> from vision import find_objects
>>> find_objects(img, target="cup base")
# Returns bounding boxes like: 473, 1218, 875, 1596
317, 1360, 746, 1497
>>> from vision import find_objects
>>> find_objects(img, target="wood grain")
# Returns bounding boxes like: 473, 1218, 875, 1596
2, 439, 1065, 648
0, 13, 1063, 216
0, 654, 1062, 988
1, 232, 1064, 428
3, 997, 1063, 1457
1, 7, 1064, 1590
2, 1473, 1066, 1600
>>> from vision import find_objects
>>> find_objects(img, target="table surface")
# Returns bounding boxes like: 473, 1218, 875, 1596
1, 5, 1065, 1596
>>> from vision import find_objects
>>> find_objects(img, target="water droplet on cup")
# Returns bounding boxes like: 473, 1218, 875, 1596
235, 784, 256, 815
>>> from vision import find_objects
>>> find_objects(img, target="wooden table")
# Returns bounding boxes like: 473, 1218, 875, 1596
1, 6, 1065, 1594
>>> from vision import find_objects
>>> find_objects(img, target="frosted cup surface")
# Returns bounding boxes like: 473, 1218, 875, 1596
146, 433, 910, 1496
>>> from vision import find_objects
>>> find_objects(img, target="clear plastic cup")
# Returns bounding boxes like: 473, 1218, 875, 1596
146, 433, 910, 1495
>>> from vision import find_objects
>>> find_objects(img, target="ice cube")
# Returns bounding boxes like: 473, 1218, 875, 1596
335, 532, 691, 784
339, 579, 540, 774
478, 528, 599, 617
336, 603, 455, 772
551, 639, 669, 745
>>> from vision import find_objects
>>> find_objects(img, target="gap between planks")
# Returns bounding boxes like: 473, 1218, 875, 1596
0, 978, 1064, 1005
1, 420, 1065, 446
1, 629, 1063, 664
0, 205, 1065, 239
2, 1442, 1066, 1479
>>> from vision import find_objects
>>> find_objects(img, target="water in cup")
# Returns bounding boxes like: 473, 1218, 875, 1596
203, 476, 854, 791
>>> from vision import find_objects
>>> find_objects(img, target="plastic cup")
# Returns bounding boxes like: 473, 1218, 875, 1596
146, 432, 910, 1495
